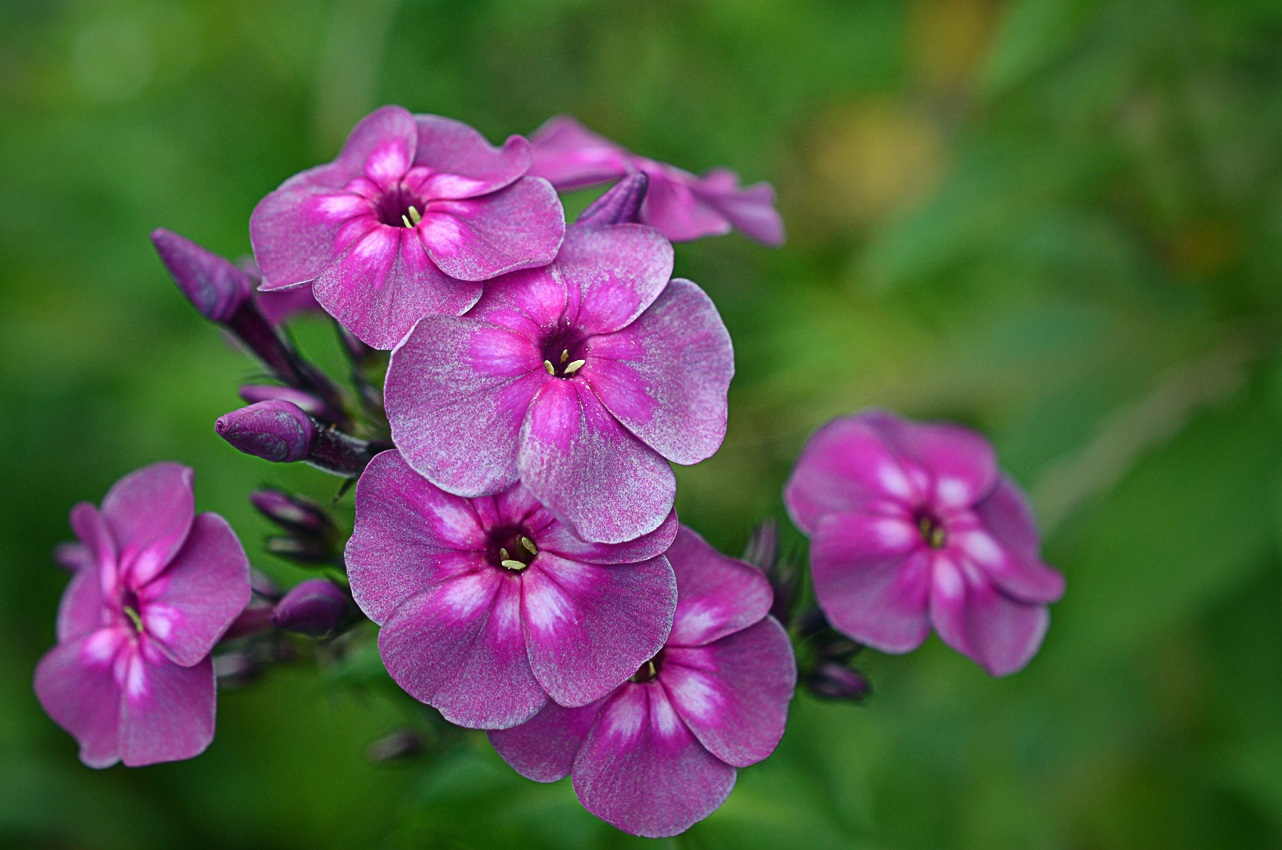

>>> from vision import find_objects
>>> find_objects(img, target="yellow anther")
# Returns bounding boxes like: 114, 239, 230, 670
499, 547, 510, 561
560, 349, 569, 363
543, 360, 555, 375
401, 214, 413, 228
521, 536, 538, 555
500, 559, 528, 571
563, 359, 586, 375
407, 205, 422, 225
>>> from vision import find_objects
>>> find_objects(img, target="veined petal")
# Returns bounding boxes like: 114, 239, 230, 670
313, 226, 481, 350
585, 277, 732, 465
929, 553, 1050, 677
527, 115, 631, 189
333, 105, 419, 178
639, 166, 732, 242
419, 178, 564, 282
465, 265, 567, 338
101, 462, 195, 587
811, 512, 932, 653
379, 571, 545, 729
139, 513, 251, 667
34, 628, 127, 768
489, 698, 605, 783
522, 553, 676, 707
666, 526, 773, 647
863, 411, 998, 510
518, 379, 675, 544
663, 617, 795, 767
537, 508, 678, 565
559, 224, 673, 336
386, 316, 546, 496
118, 637, 216, 766
573, 683, 736, 838
412, 115, 531, 198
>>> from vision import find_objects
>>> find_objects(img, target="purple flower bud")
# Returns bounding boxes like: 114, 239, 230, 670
238, 385, 337, 421
271, 579, 348, 636
806, 662, 872, 703
250, 489, 336, 538
576, 172, 649, 227
264, 535, 338, 565
216, 400, 314, 463
152, 229, 253, 322
221, 600, 276, 640
366, 729, 423, 762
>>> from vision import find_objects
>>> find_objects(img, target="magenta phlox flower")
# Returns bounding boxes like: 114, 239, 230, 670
528, 115, 784, 246
345, 450, 679, 729
251, 105, 566, 349
384, 223, 733, 544
34, 463, 251, 767
489, 526, 796, 838
784, 410, 1065, 676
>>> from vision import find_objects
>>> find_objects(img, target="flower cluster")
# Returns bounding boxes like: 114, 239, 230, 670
36, 105, 1063, 838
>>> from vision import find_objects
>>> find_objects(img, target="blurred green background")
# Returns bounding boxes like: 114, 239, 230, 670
3, 0, 1282, 847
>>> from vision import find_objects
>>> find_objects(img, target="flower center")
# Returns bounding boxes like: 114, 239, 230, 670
915, 510, 947, 550
375, 185, 426, 229
486, 526, 538, 572
120, 588, 144, 633
630, 650, 664, 684
541, 327, 586, 380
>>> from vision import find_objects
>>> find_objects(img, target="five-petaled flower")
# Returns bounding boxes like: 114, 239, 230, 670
489, 526, 796, 838
784, 410, 1065, 676
528, 115, 785, 246
251, 105, 566, 349
345, 450, 679, 729
384, 223, 734, 544
34, 463, 251, 767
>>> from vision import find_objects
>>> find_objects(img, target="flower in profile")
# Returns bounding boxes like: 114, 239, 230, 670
251, 105, 566, 349
489, 526, 796, 838
34, 463, 251, 767
345, 450, 678, 729
528, 115, 785, 246
784, 410, 1065, 676
385, 224, 733, 544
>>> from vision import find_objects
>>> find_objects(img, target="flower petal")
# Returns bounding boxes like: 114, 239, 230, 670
139, 513, 251, 667
419, 177, 564, 282
585, 277, 732, 465
864, 411, 998, 510
488, 698, 605, 782
573, 683, 737, 838
970, 477, 1065, 603
118, 637, 216, 766
537, 508, 678, 565
527, 115, 630, 189
559, 224, 673, 336
666, 526, 774, 647
313, 226, 481, 350
810, 512, 932, 653
56, 564, 105, 642
638, 165, 732, 242
249, 171, 356, 291
379, 571, 545, 729
694, 171, 785, 246
929, 553, 1051, 676
663, 617, 795, 767
518, 379, 676, 544
386, 316, 547, 496
34, 628, 126, 768
101, 462, 195, 587
333, 104, 419, 178
522, 553, 676, 707
412, 115, 531, 198
784, 414, 919, 534
465, 265, 566, 337
347, 451, 489, 623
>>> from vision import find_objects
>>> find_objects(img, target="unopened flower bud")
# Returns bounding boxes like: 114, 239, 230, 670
272, 579, 348, 636
216, 400, 314, 463
221, 600, 276, 640
366, 729, 424, 763
264, 535, 339, 565
576, 172, 649, 227
250, 489, 336, 538
806, 662, 872, 703
239, 385, 339, 421
152, 229, 254, 323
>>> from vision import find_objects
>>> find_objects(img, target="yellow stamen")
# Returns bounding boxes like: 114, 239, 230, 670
521, 536, 538, 555
560, 349, 569, 363
500, 559, 528, 571
543, 360, 555, 375
407, 205, 422, 225
563, 359, 586, 375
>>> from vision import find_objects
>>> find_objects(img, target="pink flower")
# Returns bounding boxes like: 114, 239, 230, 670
344, 450, 678, 730
490, 526, 796, 838
784, 410, 1065, 676
251, 105, 566, 349
384, 223, 733, 544
529, 115, 784, 246
34, 463, 251, 767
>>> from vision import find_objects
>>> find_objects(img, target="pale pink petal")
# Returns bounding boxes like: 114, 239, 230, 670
971, 477, 1065, 603
810, 512, 932, 653
663, 617, 795, 767
558, 224, 673, 336
584, 277, 732, 465
864, 411, 998, 510
928, 553, 1051, 676
518, 379, 676, 544
412, 115, 531, 198
419, 178, 564, 282
379, 572, 546, 729
521, 553, 676, 707
527, 115, 630, 189
100, 462, 195, 587
573, 684, 736, 838
537, 508, 678, 565
118, 637, 216, 766
666, 526, 773, 647
34, 628, 127, 768
333, 104, 419, 177
465, 265, 566, 338
139, 513, 251, 667
386, 316, 547, 496
488, 698, 604, 782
